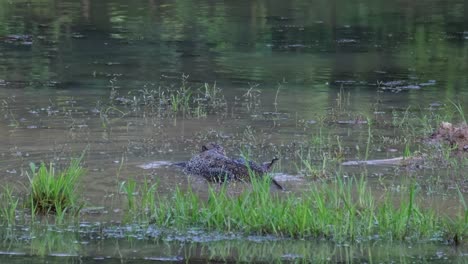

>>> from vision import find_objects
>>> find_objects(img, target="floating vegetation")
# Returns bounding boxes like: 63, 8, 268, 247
27, 156, 85, 215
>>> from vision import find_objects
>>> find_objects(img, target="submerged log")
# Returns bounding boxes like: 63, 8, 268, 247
342, 156, 423, 166
342, 122, 467, 167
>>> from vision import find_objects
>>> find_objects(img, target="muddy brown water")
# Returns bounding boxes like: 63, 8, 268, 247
1, 0, 468, 262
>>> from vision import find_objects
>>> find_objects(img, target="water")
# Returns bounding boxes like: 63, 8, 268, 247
0, 0, 467, 262
0, 226, 467, 263
1, 0, 467, 92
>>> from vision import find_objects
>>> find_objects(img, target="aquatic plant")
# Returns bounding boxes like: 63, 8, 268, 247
142, 175, 467, 242
0, 185, 19, 226
27, 156, 85, 215
170, 90, 192, 113
203, 82, 221, 103
119, 177, 159, 223
140, 178, 158, 214
364, 117, 373, 160
120, 179, 138, 211
448, 100, 467, 124
104, 75, 227, 120
297, 148, 329, 178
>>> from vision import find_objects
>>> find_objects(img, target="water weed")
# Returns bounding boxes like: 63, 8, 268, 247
0, 185, 19, 226
27, 155, 85, 215
140, 178, 158, 218
448, 99, 467, 124
170, 81, 192, 113
119, 178, 159, 223
106, 75, 227, 118
120, 179, 137, 212
364, 117, 373, 160
142, 175, 467, 242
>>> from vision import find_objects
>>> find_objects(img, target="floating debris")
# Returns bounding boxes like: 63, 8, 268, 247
429, 102, 443, 108
420, 80, 436, 86
270, 173, 303, 182
336, 38, 358, 44
337, 120, 368, 125
144, 256, 184, 261
138, 161, 173, 169
342, 157, 406, 166
81, 207, 106, 214
1, 34, 33, 45
71, 33, 85, 39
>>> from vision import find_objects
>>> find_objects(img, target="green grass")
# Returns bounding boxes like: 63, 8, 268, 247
27, 156, 85, 215
105, 75, 227, 119
120, 179, 137, 211
448, 99, 467, 124
133, 175, 468, 242
119, 177, 159, 223
170, 89, 192, 113
0, 185, 19, 226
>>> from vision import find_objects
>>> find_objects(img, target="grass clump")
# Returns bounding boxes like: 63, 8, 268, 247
120, 178, 159, 223
145, 175, 467, 242
27, 157, 85, 215
0, 185, 19, 226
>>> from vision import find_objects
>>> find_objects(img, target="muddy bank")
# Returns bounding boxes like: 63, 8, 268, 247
429, 122, 468, 152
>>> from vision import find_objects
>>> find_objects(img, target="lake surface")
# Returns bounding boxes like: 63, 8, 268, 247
0, 0, 467, 262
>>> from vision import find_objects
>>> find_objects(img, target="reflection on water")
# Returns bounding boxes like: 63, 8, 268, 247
0, 0, 467, 93
1, 226, 467, 263
1, 0, 468, 262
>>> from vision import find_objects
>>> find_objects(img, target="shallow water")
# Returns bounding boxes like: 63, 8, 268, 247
1, 0, 468, 262
0, 226, 467, 263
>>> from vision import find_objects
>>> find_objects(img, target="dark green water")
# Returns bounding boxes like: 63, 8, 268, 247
1, 0, 468, 262
1, 0, 467, 93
